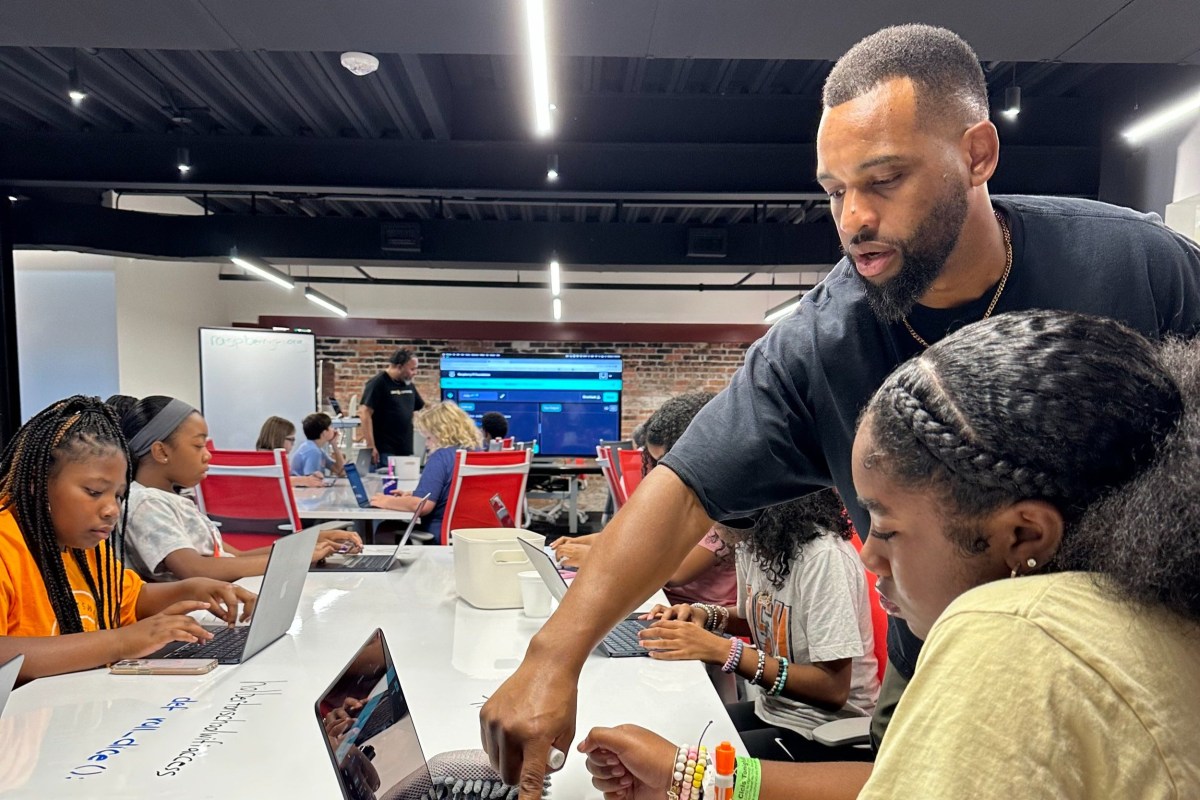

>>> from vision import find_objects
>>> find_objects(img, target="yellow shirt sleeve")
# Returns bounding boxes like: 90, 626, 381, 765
860, 606, 1171, 800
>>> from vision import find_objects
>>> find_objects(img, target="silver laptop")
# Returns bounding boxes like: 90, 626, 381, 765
517, 538, 650, 658
148, 525, 320, 664
311, 494, 430, 573
0, 654, 22, 716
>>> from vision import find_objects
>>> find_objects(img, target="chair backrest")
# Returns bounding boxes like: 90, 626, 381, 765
441, 449, 532, 546
847, 532, 889, 681
617, 448, 646, 499
193, 448, 301, 545
595, 444, 629, 510
501, 437, 515, 450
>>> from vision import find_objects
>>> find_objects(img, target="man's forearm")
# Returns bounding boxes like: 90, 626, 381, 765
359, 408, 375, 448
528, 467, 712, 673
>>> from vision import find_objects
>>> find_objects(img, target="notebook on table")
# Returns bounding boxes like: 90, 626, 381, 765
146, 525, 319, 664
312, 494, 430, 573
517, 537, 650, 658
0, 654, 22, 716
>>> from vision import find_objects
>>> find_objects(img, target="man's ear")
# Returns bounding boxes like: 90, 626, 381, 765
961, 119, 999, 187
991, 499, 1064, 574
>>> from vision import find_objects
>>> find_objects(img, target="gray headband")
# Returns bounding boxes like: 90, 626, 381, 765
127, 399, 198, 459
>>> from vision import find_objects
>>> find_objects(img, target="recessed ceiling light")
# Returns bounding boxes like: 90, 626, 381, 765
340, 52, 380, 76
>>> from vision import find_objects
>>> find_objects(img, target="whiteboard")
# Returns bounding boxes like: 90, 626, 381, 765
198, 327, 316, 450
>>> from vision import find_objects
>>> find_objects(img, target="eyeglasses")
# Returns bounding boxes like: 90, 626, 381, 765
284, 436, 296, 444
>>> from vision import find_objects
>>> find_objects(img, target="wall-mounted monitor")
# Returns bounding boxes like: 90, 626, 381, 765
439, 353, 622, 457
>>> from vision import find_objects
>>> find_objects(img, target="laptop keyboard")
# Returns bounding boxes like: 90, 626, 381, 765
602, 619, 650, 657
339, 554, 393, 570
168, 626, 250, 661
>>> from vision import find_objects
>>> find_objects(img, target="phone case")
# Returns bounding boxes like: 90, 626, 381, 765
109, 658, 218, 675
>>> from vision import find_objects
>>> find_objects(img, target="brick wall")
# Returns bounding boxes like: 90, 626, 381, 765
317, 337, 753, 438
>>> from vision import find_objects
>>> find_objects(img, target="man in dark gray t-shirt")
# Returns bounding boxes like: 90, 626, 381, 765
480, 25, 1200, 794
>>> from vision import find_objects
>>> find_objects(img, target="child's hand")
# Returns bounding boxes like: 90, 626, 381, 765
310, 539, 341, 565
637, 620, 727, 664
578, 724, 675, 800
639, 603, 703, 623
554, 541, 590, 569
369, 492, 396, 509
297, 474, 324, 488
318, 529, 362, 554
182, 579, 257, 625
119, 600, 215, 659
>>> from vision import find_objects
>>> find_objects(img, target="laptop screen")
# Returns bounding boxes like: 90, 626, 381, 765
516, 537, 569, 603
0, 654, 22, 716
343, 463, 372, 508
316, 629, 430, 800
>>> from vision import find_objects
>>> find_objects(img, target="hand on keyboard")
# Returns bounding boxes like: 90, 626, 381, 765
637, 620, 728, 664
180, 578, 257, 625
116, 600, 216, 659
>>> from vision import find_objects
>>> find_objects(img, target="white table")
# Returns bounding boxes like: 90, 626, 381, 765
0, 548, 742, 798
294, 474, 417, 542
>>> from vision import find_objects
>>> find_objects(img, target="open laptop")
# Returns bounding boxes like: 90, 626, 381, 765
312, 494, 430, 573
343, 462, 373, 508
517, 537, 650, 658
0, 654, 22, 716
147, 525, 320, 664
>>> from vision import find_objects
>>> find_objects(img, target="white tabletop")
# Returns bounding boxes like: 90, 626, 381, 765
0, 548, 742, 798
294, 474, 418, 521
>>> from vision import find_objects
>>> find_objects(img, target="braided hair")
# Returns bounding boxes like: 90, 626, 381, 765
641, 391, 716, 476
864, 311, 1195, 619
0, 396, 132, 634
721, 490, 853, 590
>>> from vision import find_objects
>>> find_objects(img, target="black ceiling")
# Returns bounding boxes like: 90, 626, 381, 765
2, 1, 1199, 272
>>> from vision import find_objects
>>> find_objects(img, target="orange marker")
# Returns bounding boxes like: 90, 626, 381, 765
714, 741, 736, 800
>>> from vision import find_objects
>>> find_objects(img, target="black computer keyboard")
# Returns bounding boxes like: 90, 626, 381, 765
168, 626, 250, 661
602, 619, 650, 657
353, 706, 394, 742
339, 554, 393, 570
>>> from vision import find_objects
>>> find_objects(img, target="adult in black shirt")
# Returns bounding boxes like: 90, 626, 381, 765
360, 348, 425, 461
480, 24, 1200, 792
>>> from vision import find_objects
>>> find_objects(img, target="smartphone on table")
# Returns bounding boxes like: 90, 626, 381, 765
109, 658, 218, 675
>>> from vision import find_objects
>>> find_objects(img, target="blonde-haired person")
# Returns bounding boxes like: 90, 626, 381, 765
370, 401, 483, 540
255, 415, 324, 488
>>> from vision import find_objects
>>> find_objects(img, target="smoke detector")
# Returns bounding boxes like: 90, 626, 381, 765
340, 52, 380, 76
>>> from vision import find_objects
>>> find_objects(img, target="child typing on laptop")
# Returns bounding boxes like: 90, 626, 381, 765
0, 396, 257, 681
122, 396, 361, 582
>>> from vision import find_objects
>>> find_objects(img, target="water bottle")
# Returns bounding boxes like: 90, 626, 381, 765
489, 494, 515, 527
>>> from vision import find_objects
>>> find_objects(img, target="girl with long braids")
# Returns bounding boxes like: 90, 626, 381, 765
122, 396, 360, 582
0, 396, 258, 682
637, 490, 879, 763
580, 311, 1200, 799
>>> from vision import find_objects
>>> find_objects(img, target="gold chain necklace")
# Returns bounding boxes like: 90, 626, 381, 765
902, 210, 1012, 349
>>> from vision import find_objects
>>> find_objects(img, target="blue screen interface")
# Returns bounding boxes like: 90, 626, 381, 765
439, 353, 623, 456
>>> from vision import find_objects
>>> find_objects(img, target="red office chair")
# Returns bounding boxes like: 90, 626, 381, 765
501, 437, 515, 450
193, 448, 302, 551
617, 448, 646, 498
441, 449, 532, 546
596, 444, 629, 510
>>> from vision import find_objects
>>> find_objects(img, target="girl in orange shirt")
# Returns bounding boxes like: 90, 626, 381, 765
0, 396, 257, 681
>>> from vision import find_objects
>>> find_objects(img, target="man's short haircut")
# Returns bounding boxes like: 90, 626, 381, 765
823, 24, 989, 127
302, 412, 332, 440
480, 411, 509, 440
389, 348, 414, 366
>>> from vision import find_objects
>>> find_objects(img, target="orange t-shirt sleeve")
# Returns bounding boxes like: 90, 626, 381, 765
120, 564, 143, 626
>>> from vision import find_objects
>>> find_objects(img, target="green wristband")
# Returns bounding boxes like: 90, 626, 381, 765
734, 756, 761, 800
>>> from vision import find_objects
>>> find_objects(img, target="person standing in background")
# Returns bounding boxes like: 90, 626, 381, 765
360, 348, 425, 464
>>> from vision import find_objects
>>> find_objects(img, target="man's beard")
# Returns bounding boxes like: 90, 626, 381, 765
852, 183, 969, 323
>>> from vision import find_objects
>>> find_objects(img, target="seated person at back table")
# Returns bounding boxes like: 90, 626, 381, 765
579, 311, 1200, 800
481, 411, 509, 450
0, 396, 257, 681
552, 392, 736, 608
370, 401, 482, 541
290, 412, 347, 479
122, 396, 361, 582
256, 415, 325, 488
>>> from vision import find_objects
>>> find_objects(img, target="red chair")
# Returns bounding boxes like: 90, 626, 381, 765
441, 449, 532, 546
596, 444, 629, 510
193, 448, 302, 552
617, 448, 646, 499
501, 437, 515, 450
847, 533, 889, 682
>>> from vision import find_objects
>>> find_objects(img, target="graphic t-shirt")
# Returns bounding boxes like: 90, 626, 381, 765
0, 508, 143, 635
362, 372, 426, 456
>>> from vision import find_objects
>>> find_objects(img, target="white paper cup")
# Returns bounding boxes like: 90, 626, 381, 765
518, 571, 552, 618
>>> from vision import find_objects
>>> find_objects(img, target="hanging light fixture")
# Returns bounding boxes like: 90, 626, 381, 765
229, 249, 295, 290
176, 147, 192, 175
305, 286, 349, 317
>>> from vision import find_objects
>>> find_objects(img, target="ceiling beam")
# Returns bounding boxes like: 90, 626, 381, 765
0, 131, 1102, 198
11, 199, 844, 271
399, 54, 452, 140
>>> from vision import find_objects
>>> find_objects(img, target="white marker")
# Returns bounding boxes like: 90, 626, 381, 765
548, 747, 566, 771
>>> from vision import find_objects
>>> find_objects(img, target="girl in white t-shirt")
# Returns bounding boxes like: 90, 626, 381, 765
639, 490, 879, 762
121, 395, 361, 581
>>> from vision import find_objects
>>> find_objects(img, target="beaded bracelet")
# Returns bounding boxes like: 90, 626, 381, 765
712, 604, 729, 634
733, 756, 762, 800
691, 604, 712, 630
768, 656, 789, 697
721, 637, 744, 673
669, 746, 688, 800
750, 648, 767, 686
678, 745, 707, 800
